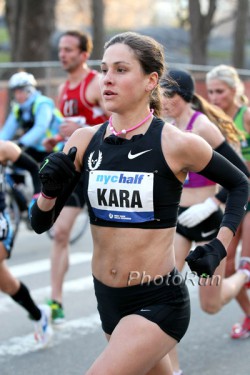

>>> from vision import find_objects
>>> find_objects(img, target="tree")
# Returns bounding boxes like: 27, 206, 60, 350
188, 0, 217, 65
232, 0, 249, 68
91, 0, 105, 61
5, 0, 56, 63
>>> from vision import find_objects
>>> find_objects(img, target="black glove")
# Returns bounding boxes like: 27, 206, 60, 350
185, 238, 227, 277
39, 147, 77, 198
0, 212, 9, 241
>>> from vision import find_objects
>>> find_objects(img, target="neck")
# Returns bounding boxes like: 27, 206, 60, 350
67, 64, 89, 86
109, 110, 154, 136
174, 107, 194, 130
225, 103, 240, 119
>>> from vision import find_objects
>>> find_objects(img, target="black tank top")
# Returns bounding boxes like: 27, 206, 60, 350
83, 117, 183, 228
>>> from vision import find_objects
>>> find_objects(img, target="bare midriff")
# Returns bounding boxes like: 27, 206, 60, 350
180, 185, 218, 207
91, 225, 176, 287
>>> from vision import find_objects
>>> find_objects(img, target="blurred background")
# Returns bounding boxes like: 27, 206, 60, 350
0, 0, 250, 123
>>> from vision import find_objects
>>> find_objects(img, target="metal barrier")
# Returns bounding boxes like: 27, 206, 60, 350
1, 60, 250, 124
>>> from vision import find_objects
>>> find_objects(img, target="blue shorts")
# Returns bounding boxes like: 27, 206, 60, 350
93, 268, 190, 342
2, 211, 14, 259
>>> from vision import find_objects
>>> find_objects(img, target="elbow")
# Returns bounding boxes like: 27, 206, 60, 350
29, 201, 55, 234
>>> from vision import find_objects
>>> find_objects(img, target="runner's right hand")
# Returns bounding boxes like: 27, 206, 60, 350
39, 147, 77, 198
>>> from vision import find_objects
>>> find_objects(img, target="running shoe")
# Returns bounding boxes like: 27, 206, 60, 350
47, 299, 65, 325
231, 316, 250, 339
238, 257, 250, 288
33, 304, 53, 346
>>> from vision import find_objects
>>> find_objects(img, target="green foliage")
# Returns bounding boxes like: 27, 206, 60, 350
208, 50, 230, 59
0, 27, 9, 44
0, 51, 10, 62
0, 26, 10, 62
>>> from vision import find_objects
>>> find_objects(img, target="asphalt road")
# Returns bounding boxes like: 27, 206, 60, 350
0, 222, 249, 375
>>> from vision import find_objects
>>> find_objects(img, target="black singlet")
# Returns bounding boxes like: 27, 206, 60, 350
82, 117, 183, 229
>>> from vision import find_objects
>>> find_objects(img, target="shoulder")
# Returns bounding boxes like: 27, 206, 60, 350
35, 95, 54, 107
58, 82, 67, 98
192, 113, 224, 147
163, 122, 208, 151
63, 124, 103, 171
162, 122, 213, 174
86, 70, 101, 86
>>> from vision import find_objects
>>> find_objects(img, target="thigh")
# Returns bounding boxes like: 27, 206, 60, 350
53, 206, 81, 235
87, 314, 177, 375
199, 256, 226, 308
241, 212, 250, 256
0, 242, 7, 262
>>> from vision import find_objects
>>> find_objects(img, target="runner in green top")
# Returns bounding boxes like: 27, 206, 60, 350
206, 64, 250, 339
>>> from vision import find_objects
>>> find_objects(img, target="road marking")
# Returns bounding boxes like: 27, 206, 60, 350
9, 252, 92, 277
0, 275, 94, 313
0, 313, 101, 358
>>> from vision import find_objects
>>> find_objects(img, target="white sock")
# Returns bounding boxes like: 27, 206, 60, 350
173, 371, 183, 375
238, 269, 250, 282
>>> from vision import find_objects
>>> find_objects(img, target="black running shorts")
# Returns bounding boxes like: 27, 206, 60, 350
93, 268, 190, 342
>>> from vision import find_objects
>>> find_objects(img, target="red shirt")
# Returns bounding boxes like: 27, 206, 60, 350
59, 70, 108, 125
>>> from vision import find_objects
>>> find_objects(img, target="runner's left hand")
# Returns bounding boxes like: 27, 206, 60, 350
185, 238, 227, 277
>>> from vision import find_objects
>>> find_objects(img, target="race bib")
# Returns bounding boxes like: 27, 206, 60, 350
88, 170, 154, 223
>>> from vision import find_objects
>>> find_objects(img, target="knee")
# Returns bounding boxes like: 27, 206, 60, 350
200, 299, 222, 315
53, 224, 70, 245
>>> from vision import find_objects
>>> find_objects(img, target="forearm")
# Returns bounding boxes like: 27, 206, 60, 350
30, 171, 81, 233
214, 141, 249, 204
0, 114, 18, 140
198, 151, 248, 234
216, 226, 234, 250
13, 151, 41, 194
30, 198, 56, 234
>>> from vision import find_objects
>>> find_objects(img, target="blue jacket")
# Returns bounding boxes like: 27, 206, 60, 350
0, 91, 63, 152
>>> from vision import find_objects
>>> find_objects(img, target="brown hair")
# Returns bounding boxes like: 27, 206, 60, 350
104, 32, 166, 117
60, 30, 93, 54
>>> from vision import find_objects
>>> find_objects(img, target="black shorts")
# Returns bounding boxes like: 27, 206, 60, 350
176, 206, 223, 242
93, 268, 190, 342
65, 175, 85, 208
